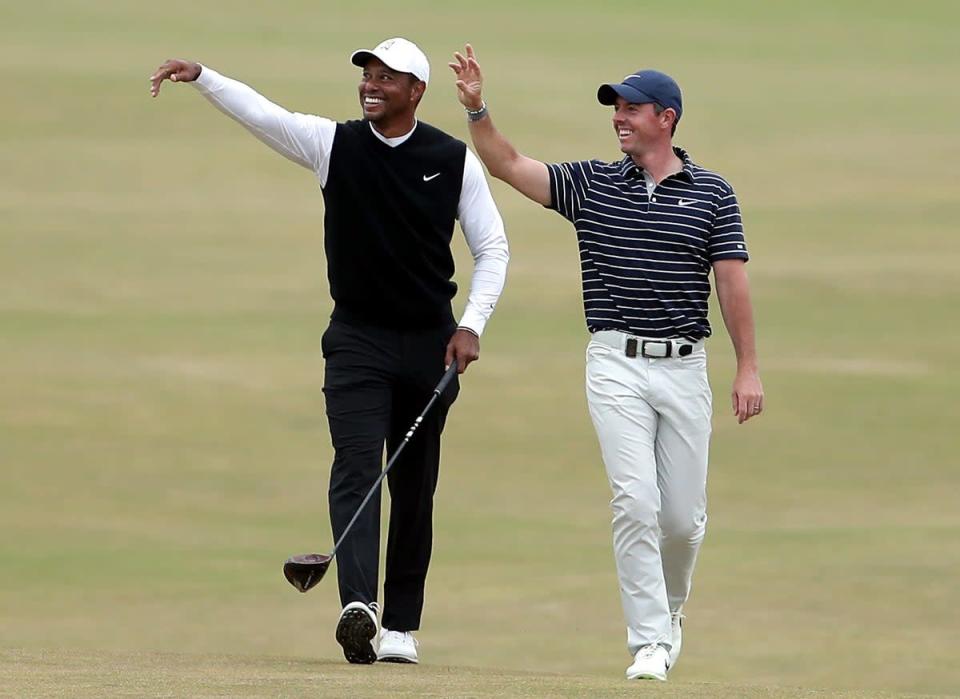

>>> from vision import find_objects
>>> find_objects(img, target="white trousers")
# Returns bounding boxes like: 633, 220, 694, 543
585, 331, 712, 656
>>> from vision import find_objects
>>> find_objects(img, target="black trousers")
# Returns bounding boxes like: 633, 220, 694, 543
322, 319, 459, 632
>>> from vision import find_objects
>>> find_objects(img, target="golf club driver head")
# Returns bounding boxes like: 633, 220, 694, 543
283, 553, 332, 593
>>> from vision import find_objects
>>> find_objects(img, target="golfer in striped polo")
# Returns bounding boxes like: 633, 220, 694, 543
450, 46, 764, 681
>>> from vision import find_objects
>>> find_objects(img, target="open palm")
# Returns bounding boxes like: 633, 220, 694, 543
449, 44, 484, 111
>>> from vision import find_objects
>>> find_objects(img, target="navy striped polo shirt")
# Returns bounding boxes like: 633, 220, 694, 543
547, 147, 748, 341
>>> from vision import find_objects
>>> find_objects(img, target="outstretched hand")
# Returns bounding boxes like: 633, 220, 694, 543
149, 59, 202, 97
448, 44, 484, 111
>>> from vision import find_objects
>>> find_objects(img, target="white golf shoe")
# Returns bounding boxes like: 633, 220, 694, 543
377, 628, 419, 664
626, 643, 669, 681
335, 601, 379, 664
668, 610, 684, 669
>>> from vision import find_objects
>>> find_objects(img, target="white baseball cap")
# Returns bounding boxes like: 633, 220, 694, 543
350, 37, 430, 85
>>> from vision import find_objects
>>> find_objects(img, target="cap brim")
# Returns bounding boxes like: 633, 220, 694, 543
597, 83, 656, 106
350, 49, 377, 68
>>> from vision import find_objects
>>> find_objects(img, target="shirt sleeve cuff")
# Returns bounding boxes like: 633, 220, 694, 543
192, 64, 219, 91
710, 251, 750, 262
456, 309, 487, 337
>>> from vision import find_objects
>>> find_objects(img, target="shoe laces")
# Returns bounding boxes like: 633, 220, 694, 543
637, 644, 662, 659
382, 629, 418, 647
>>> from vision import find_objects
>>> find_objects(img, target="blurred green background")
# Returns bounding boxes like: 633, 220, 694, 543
2, 1, 958, 696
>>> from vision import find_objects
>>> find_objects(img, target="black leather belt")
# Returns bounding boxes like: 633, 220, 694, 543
625, 338, 694, 358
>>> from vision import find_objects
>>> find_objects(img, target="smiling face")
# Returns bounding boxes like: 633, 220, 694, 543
611, 97, 675, 156
358, 57, 424, 132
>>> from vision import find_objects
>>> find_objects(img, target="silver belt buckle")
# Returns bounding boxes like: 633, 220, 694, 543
641, 340, 671, 358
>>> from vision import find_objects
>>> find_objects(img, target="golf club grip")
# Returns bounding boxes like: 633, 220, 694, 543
435, 359, 458, 395
329, 360, 459, 557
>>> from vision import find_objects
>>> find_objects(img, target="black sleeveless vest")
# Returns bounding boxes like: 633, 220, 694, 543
322, 120, 466, 329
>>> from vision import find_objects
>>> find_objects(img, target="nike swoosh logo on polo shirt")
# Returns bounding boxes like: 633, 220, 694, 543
678, 199, 696, 206
423, 173, 441, 182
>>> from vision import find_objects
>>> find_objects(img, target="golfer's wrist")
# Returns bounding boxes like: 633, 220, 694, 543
736, 362, 759, 375
465, 101, 488, 122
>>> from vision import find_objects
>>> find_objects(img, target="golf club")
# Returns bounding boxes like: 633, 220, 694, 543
283, 359, 459, 593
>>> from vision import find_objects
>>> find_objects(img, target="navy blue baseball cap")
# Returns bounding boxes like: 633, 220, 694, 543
597, 70, 682, 121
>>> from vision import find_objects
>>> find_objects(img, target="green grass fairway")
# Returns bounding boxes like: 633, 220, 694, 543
5, 650, 954, 699
2, 1, 959, 696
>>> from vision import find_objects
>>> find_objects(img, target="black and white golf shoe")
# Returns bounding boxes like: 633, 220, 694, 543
336, 601, 379, 664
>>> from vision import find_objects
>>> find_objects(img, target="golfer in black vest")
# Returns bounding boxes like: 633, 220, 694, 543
150, 38, 509, 665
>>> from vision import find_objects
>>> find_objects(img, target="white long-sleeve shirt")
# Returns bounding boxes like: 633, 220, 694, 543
191, 66, 508, 336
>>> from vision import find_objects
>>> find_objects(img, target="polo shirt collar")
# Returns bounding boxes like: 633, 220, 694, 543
618, 157, 638, 178
618, 146, 697, 184
673, 146, 697, 183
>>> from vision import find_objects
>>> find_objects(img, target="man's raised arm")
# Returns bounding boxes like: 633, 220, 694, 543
149, 59, 333, 178
449, 45, 551, 207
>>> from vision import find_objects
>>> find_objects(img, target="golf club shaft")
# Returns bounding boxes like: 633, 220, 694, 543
330, 360, 459, 558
